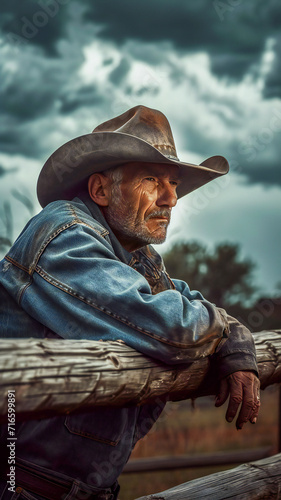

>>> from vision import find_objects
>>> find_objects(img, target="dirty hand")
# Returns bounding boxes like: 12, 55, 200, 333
215, 371, 260, 430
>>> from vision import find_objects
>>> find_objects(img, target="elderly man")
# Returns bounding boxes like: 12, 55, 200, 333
0, 106, 260, 500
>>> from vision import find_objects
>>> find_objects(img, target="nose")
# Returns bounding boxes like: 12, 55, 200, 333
156, 183, 177, 208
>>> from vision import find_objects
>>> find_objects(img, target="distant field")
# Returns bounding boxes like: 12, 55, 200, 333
119, 385, 279, 499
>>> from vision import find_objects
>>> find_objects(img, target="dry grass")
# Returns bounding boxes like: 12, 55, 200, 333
119, 385, 279, 499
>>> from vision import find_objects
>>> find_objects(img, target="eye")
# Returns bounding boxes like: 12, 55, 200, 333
170, 180, 179, 186
145, 177, 156, 182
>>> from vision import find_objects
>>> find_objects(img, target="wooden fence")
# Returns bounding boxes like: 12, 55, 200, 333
0, 330, 280, 498
0, 330, 280, 421
135, 453, 281, 499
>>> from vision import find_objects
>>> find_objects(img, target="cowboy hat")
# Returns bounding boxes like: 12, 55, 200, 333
37, 105, 229, 207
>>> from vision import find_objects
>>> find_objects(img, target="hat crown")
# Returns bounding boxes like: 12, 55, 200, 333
37, 104, 229, 208
93, 105, 179, 160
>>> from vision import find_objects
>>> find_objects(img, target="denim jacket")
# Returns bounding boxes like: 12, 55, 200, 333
0, 196, 258, 489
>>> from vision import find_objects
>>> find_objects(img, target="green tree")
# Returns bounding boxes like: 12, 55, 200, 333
163, 241, 256, 308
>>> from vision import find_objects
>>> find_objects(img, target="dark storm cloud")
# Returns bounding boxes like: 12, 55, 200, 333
0, 47, 66, 157
175, 82, 281, 188
263, 36, 281, 99
84, 0, 281, 95
210, 54, 256, 80
0, 0, 70, 55
109, 57, 131, 85
0, 119, 47, 158
0, 39, 89, 158
228, 122, 281, 187
0, 0, 280, 180
243, 160, 281, 186
1, 69, 58, 120
124, 41, 172, 67
237, 151, 281, 187
59, 84, 106, 114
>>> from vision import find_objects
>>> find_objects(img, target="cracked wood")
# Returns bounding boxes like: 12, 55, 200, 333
135, 453, 281, 499
0, 330, 280, 422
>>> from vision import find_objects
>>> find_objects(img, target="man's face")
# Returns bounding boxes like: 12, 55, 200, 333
103, 163, 180, 252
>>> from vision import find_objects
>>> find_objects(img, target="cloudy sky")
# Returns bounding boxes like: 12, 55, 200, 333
0, 0, 280, 297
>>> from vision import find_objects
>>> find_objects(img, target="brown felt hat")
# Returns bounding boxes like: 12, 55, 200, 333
37, 105, 229, 207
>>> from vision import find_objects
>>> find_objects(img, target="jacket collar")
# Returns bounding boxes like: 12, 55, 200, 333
76, 191, 133, 266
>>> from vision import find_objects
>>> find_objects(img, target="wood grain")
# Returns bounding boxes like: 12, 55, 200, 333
135, 453, 281, 499
0, 330, 280, 422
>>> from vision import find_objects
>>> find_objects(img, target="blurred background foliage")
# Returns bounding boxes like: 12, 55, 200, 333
164, 241, 256, 308
163, 241, 281, 332
119, 386, 279, 499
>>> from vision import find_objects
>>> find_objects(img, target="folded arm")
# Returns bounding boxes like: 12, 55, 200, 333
17, 224, 228, 364
173, 280, 260, 428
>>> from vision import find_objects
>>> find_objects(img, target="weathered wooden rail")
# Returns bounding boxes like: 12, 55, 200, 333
0, 331, 280, 498
0, 330, 280, 422
135, 453, 281, 499
123, 447, 274, 473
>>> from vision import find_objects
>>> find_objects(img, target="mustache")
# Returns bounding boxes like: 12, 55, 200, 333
145, 209, 171, 222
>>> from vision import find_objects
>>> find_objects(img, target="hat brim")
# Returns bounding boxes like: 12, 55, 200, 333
37, 131, 229, 207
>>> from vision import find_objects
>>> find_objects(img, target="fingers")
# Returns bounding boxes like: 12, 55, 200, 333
225, 374, 244, 426
235, 378, 257, 429
249, 376, 261, 425
216, 371, 261, 430
215, 377, 229, 407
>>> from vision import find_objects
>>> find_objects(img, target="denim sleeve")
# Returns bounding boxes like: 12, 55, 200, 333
18, 223, 229, 365
172, 278, 205, 300
209, 314, 258, 378
172, 279, 258, 378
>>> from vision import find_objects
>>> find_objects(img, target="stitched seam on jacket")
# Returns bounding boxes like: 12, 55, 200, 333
34, 265, 202, 349
34, 202, 110, 261
67, 204, 109, 237
5, 221, 79, 276
8, 217, 109, 276
3, 258, 34, 303
32, 220, 78, 274
31, 219, 96, 273
5, 256, 29, 273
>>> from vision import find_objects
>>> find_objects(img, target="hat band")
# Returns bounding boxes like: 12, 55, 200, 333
153, 143, 179, 161
164, 153, 179, 161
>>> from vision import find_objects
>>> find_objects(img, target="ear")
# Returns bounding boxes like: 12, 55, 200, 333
88, 173, 110, 207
